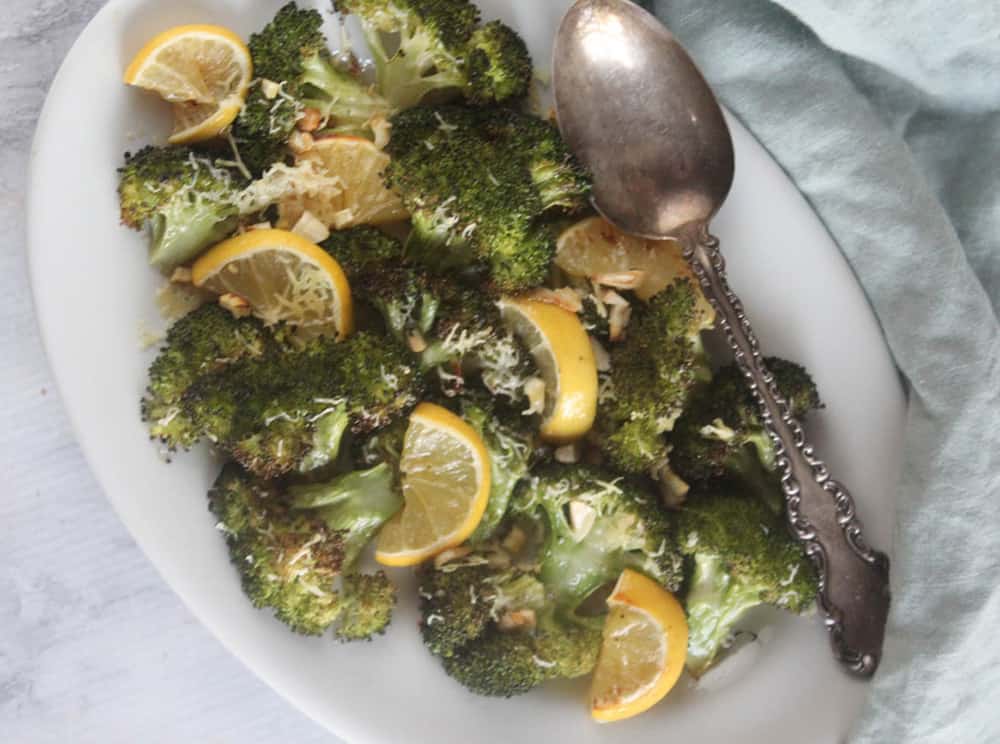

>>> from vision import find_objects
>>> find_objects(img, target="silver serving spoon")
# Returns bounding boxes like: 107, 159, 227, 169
553, 0, 890, 676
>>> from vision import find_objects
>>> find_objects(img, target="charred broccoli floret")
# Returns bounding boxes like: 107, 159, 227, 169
346, 261, 536, 402
320, 226, 406, 281
232, 3, 392, 174
118, 146, 244, 269
209, 463, 400, 639
598, 279, 714, 474
670, 358, 822, 513
511, 465, 684, 608
461, 397, 535, 542
384, 105, 590, 291
141, 304, 274, 449
676, 492, 819, 676
334, 0, 532, 108
419, 465, 681, 697
419, 561, 600, 697
172, 331, 422, 478
465, 21, 533, 104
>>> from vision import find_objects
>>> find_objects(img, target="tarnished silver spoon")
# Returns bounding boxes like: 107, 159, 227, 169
553, 0, 890, 676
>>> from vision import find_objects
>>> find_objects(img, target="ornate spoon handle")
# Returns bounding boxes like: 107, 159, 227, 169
685, 230, 891, 676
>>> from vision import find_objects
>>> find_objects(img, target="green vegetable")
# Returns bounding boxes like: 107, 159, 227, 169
146, 329, 422, 478
334, 0, 532, 108
676, 492, 818, 676
511, 465, 684, 609
118, 146, 244, 269
598, 279, 713, 474
461, 397, 535, 542
419, 464, 681, 697
210, 462, 399, 639
384, 105, 591, 291
670, 358, 822, 513
232, 2, 392, 174
141, 304, 274, 449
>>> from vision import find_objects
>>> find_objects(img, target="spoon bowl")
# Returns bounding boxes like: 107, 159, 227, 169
553, 0, 734, 238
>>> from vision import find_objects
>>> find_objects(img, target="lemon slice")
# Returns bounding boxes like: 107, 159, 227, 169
590, 569, 689, 723
499, 297, 598, 444
124, 25, 252, 145
191, 229, 354, 339
278, 136, 408, 230
375, 403, 491, 567
557, 216, 713, 313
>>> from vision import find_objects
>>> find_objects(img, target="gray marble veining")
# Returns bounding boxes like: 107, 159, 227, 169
1, 2, 333, 741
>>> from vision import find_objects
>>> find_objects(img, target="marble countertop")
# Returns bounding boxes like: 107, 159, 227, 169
1, 2, 333, 741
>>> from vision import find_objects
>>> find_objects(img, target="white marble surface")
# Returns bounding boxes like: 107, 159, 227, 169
1, 3, 335, 742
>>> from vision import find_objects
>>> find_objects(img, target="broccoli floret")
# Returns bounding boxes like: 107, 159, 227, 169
423, 282, 536, 401
320, 226, 406, 281
419, 560, 601, 697
599, 279, 714, 474
118, 146, 243, 269
232, 3, 392, 174
670, 358, 822, 513
141, 305, 277, 450
354, 265, 442, 344
334, 0, 532, 108
441, 626, 549, 697
208, 465, 342, 635
180, 331, 422, 478
384, 105, 590, 291
421, 465, 683, 696
512, 465, 684, 609
347, 263, 536, 401
210, 463, 400, 639
465, 21, 533, 105
289, 462, 402, 566
419, 562, 496, 658
337, 573, 397, 640
676, 492, 819, 676
461, 398, 535, 542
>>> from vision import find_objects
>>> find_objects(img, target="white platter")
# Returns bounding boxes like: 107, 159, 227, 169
28, 0, 906, 742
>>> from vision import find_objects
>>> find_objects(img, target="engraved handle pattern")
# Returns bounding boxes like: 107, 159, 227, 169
684, 229, 891, 677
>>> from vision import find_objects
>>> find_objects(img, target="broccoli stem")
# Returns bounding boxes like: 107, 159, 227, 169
290, 463, 402, 567
297, 404, 351, 474
149, 202, 239, 271
684, 553, 769, 677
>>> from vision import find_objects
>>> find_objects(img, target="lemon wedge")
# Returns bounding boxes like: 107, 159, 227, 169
375, 403, 491, 567
590, 569, 689, 723
556, 216, 712, 312
499, 297, 598, 444
124, 24, 252, 144
278, 135, 408, 230
191, 229, 354, 339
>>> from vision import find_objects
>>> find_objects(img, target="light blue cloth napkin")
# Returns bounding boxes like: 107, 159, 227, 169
640, 0, 1000, 740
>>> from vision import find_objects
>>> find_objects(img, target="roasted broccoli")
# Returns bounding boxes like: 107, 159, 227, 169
384, 105, 591, 291
334, 0, 532, 108
141, 304, 274, 449
511, 465, 684, 608
321, 226, 406, 281
598, 279, 715, 475
676, 492, 819, 676
343, 258, 536, 401
461, 397, 535, 542
465, 21, 533, 104
670, 358, 822, 513
210, 463, 400, 639
420, 559, 601, 697
232, 2, 392, 174
149, 330, 421, 477
118, 146, 244, 269
419, 465, 682, 697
